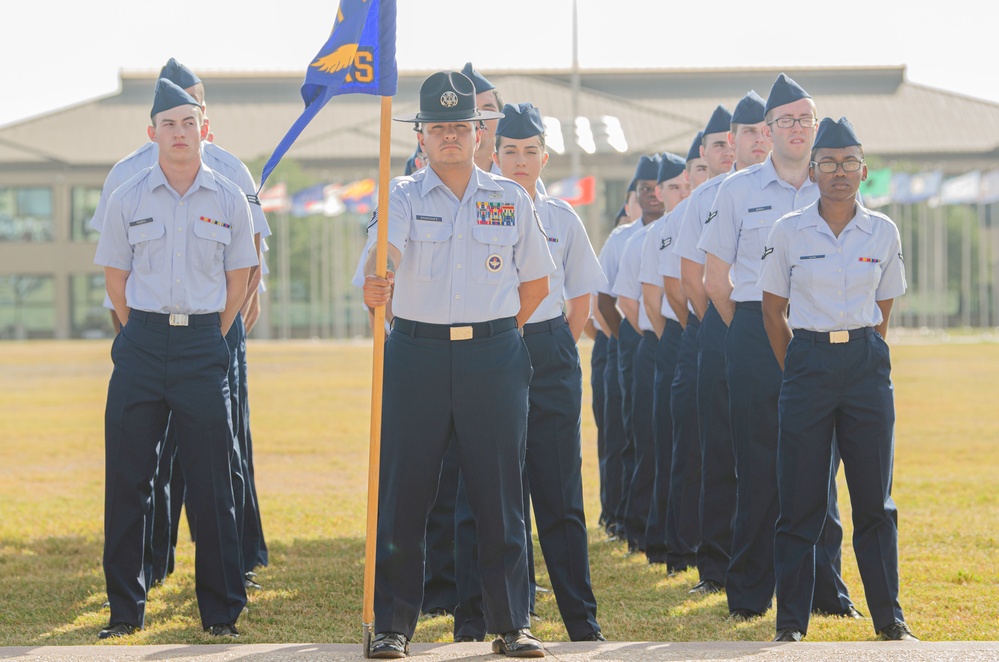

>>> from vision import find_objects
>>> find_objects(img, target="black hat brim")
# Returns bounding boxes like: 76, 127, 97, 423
393, 108, 506, 123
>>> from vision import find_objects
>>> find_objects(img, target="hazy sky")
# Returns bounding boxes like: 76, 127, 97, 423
1, 0, 992, 127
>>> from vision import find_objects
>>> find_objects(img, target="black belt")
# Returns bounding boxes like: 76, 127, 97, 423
735, 301, 762, 312
129, 310, 221, 327
522, 315, 567, 337
392, 316, 517, 341
793, 327, 873, 344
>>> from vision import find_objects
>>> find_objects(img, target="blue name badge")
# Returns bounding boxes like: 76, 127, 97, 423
748, 205, 772, 213
800, 254, 826, 260
129, 217, 153, 227
415, 215, 443, 222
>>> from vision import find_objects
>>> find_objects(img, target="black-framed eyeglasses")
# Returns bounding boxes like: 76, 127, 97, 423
811, 160, 864, 174
768, 116, 817, 129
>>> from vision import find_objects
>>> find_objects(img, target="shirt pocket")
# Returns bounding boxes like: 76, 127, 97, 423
408, 220, 453, 282
126, 220, 166, 275
740, 213, 776, 264
192, 220, 232, 274
471, 224, 518, 284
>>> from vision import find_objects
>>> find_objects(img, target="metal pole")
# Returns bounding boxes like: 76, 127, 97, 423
569, 0, 581, 180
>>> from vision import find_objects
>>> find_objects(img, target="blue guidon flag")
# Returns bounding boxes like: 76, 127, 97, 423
259, 0, 398, 189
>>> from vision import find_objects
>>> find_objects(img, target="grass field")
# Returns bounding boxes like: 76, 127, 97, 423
0, 337, 996, 646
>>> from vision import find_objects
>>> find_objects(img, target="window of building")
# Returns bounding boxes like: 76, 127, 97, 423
0, 187, 54, 242
72, 187, 102, 242
70, 273, 114, 338
0, 275, 55, 339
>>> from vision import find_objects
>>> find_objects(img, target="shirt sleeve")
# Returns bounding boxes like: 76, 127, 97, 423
513, 194, 557, 283
613, 233, 644, 300
222, 187, 259, 271
386, 178, 412, 257
93, 187, 134, 270
875, 219, 907, 301
559, 206, 607, 298
757, 219, 791, 298
698, 178, 739, 264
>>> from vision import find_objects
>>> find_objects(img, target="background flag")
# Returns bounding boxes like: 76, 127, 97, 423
259, 0, 397, 189
859, 167, 892, 207
548, 175, 596, 206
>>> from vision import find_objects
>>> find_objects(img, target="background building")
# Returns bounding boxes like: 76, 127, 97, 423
2, 65, 998, 339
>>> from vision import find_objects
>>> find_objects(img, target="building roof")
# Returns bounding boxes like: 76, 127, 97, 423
1, 65, 997, 176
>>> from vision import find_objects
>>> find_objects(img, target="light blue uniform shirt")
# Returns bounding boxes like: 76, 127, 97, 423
528, 193, 606, 323
639, 214, 677, 321
647, 209, 690, 321
596, 220, 644, 297
259, 238, 269, 293
698, 156, 818, 302
92, 141, 269, 309
382, 166, 555, 324
91, 141, 270, 239
673, 169, 731, 265
655, 197, 692, 281
94, 163, 259, 314
613, 224, 655, 331
758, 200, 906, 332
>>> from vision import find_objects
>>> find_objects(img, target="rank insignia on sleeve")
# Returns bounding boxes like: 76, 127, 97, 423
898, 252, 904, 262
246, 193, 261, 206
705, 211, 717, 224
761, 246, 773, 259
660, 237, 672, 250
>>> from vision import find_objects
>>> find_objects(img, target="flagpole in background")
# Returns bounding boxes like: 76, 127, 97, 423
362, 94, 391, 657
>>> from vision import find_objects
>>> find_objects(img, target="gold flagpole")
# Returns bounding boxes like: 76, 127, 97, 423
362, 94, 392, 657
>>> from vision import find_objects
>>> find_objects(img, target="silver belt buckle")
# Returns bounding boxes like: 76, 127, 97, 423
829, 330, 849, 344
169, 313, 190, 327
450, 326, 473, 341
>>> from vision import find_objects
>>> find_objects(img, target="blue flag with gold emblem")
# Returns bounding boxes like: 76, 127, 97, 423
260, 0, 397, 189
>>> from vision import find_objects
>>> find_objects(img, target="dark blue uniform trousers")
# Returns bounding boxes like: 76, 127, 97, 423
601, 336, 626, 535
613, 320, 642, 541
521, 317, 599, 639
666, 316, 701, 572
103, 312, 247, 629
725, 303, 851, 616
590, 331, 609, 527
623, 330, 658, 550
644, 319, 681, 564
423, 441, 459, 614
148, 421, 180, 584
695, 303, 735, 585
776, 329, 904, 634
232, 313, 267, 572
376, 322, 533, 639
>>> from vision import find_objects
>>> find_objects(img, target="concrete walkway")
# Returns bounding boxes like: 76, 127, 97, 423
2, 641, 997, 662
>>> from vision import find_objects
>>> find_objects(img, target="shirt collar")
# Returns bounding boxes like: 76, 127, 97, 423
798, 199, 874, 235
147, 161, 217, 196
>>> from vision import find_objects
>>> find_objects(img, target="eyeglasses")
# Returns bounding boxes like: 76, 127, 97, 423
811, 160, 865, 174
768, 116, 817, 129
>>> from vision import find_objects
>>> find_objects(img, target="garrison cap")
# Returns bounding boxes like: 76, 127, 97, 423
394, 71, 505, 123
627, 177, 637, 193
765, 73, 811, 115
813, 116, 861, 150
703, 105, 732, 136
732, 90, 766, 125
461, 62, 495, 93
657, 152, 687, 183
686, 131, 704, 162
159, 57, 201, 90
496, 102, 545, 139
150, 78, 201, 119
634, 154, 662, 182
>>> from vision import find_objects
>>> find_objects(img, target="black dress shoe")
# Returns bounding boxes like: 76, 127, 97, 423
774, 628, 803, 642
578, 630, 606, 641
813, 605, 864, 619
877, 621, 919, 641
689, 579, 724, 595
453, 635, 482, 642
370, 632, 409, 658
729, 609, 764, 622
206, 623, 239, 637
98, 622, 137, 639
492, 628, 545, 657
